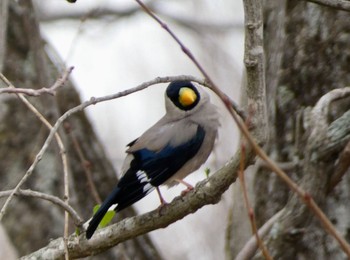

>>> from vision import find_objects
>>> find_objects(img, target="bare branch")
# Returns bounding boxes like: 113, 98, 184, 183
308, 87, 350, 193
238, 141, 272, 259
249, 97, 350, 256
133, 0, 350, 256
0, 67, 73, 96
304, 0, 350, 12
0, 74, 247, 258
328, 140, 350, 193
310, 87, 350, 160
0, 189, 83, 226
37, 5, 143, 22
260, 86, 350, 258
134, 0, 245, 122
236, 210, 284, 260
242, 0, 350, 256
0, 75, 225, 222
256, 159, 297, 172
21, 150, 243, 259
37, 3, 241, 33
63, 122, 102, 204
0, 0, 9, 72
0, 72, 71, 242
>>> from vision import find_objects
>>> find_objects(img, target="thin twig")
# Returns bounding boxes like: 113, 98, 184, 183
256, 159, 297, 172
0, 189, 83, 225
236, 210, 284, 260
64, 122, 102, 204
0, 67, 73, 96
0, 70, 73, 260
236, 109, 350, 255
0, 71, 69, 221
134, 0, 245, 121
239, 141, 272, 260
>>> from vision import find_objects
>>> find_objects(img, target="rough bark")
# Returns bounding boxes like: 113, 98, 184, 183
227, 0, 268, 257
253, 1, 350, 259
0, 1, 161, 259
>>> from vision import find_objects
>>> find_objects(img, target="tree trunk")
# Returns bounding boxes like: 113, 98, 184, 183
0, 1, 161, 259
253, 1, 350, 259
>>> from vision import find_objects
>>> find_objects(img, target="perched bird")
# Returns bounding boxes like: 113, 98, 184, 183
86, 80, 220, 239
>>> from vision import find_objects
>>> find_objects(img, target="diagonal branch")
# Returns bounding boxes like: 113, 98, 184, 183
236, 210, 284, 260
134, 0, 246, 122
21, 149, 246, 259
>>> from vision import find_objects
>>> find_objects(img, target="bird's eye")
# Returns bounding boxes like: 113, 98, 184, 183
178, 87, 197, 107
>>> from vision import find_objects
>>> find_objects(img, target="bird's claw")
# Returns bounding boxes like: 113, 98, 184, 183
180, 186, 194, 197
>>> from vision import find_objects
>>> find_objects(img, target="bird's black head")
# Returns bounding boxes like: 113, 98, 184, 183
166, 81, 200, 111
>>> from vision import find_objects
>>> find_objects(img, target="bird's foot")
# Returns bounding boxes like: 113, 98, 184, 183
156, 186, 168, 215
175, 179, 194, 196
157, 200, 169, 215
159, 196, 168, 207
180, 186, 194, 197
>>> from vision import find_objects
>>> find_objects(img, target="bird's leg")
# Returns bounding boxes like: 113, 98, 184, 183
175, 179, 194, 196
156, 186, 168, 206
156, 187, 168, 215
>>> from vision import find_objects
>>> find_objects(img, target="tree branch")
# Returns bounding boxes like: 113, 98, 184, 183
236, 210, 284, 260
134, 0, 246, 123
311, 87, 350, 161
134, 0, 350, 256
0, 189, 83, 226
37, 2, 241, 33
21, 149, 246, 259
0, 67, 73, 96
0, 66, 74, 259
259, 87, 350, 258
0, 0, 9, 72
0, 69, 73, 221
37, 4, 144, 22
304, 0, 350, 12
328, 140, 350, 193
0, 76, 207, 259
0, 75, 235, 224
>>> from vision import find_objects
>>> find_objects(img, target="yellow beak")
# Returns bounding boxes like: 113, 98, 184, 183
179, 87, 197, 107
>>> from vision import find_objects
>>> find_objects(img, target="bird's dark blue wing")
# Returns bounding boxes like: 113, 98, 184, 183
115, 125, 205, 211
86, 125, 206, 239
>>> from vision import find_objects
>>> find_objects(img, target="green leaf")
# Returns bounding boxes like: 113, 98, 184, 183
204, 167, 211, 178
93, 204, 101, 214
100, 211, 116, 228
92, 204, 116, 228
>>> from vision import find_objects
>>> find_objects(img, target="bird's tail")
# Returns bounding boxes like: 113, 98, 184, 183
86, 187, 121, 239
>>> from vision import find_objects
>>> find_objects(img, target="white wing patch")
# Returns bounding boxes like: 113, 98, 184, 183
110, 203, 118, 211
136, 171, 155, 194
143, 183, 154, 195
136, 171, 150, 183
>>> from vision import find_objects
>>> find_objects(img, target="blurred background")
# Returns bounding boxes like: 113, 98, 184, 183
1, 0, 245, 259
